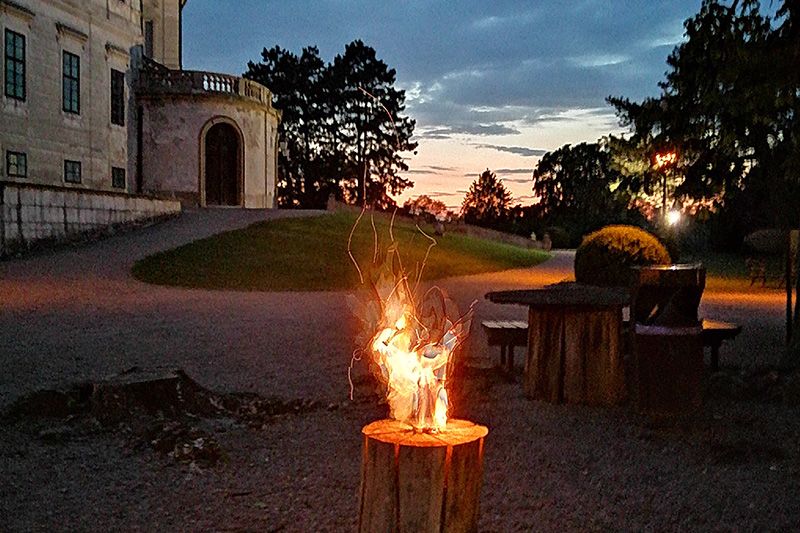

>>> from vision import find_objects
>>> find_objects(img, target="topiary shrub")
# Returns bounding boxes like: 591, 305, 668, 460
575, 225, 671, 287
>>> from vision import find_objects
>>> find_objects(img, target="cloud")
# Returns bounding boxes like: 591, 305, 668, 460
494, 168, 533, 175
186, 1, 699, 118
417, 123, 521, 139
404, 165, 460, 174
514, 194, 537, 202
462, 168, 532, 177
404, 169, 432, 174
426, 191, 461, 198
473, 144, 548, 157
501, 177, 533, 184
568, 54, 630, 68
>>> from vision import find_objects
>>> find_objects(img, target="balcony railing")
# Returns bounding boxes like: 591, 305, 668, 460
137, 59, 273, 108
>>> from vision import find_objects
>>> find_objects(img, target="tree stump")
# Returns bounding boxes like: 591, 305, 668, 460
634, 325, 704, 414
358, 419, 488, 533
486, 285, 629, 406
526, 305, 625, 405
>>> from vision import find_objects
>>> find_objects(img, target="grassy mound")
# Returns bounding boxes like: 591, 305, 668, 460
132, 211, 550, 291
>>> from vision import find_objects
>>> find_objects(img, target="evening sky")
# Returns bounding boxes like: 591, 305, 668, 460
183, 0, 703, 209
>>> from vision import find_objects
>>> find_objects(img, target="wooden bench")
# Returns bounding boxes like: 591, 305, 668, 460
483, 318, 741, 372
745, 258, 767, 286
481, 320, 528, 372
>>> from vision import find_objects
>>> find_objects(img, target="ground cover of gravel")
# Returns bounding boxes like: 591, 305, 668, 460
2, 211, 796, 531
2, 364, 799, 532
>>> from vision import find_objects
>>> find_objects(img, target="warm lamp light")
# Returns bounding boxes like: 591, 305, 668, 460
654, 151, 677, 168
667, 209, 681, 226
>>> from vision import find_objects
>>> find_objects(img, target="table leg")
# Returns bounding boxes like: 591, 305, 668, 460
710, 342, 721, 371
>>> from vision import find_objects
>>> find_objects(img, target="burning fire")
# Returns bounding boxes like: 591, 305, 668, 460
350, 228, 473, 433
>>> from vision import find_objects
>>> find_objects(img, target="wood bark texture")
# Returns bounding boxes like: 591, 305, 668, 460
634, 329, 703, 414
525, 306, 625, 405
358, 419, 488, 533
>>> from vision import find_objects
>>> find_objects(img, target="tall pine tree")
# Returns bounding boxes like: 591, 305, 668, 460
245, 41, 416, 209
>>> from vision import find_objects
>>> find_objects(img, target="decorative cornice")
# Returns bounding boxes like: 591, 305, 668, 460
55, 22, 88, 44
105, 42, 129, 61
0, 0, 35, 22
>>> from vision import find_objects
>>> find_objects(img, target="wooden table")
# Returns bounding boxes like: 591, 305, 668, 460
486, 284, 629, 405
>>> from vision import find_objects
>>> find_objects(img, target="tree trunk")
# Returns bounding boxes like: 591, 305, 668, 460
358, 419, 488, 533
782, 230, 800, 368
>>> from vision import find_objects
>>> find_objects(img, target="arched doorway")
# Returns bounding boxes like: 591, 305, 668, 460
204, 122, 241, 206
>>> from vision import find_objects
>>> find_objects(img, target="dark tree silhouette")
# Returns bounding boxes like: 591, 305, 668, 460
461, 170, 512, 229
329, 41, 416, 208
532, 142, 634, 243
608, 0, 800, 234
245, 46, 326, 207
608, 0, 800, 363
245, 40, 416, 209
404, 195, 448, 221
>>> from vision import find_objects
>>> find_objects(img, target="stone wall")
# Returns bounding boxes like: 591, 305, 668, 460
0, 180, 180, 257
139, 94, 280, 208
141, 0, 182, 69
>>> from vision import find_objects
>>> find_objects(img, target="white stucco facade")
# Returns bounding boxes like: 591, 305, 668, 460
139, 90, 280, 208
0, 0, 280, 212
0, 0, 141, 192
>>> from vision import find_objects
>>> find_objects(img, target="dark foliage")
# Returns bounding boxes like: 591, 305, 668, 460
245, 41, 416, 209
531, 142, 647, 245
574, 225, 671, 287
461, 170, 513, 230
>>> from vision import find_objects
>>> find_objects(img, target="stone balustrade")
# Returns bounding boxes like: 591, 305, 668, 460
137, 61, 273, 107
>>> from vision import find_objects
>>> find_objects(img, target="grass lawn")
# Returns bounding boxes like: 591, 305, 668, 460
132, 211, 551, 291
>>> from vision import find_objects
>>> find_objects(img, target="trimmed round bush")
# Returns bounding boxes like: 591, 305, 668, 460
575, 225, 671, 287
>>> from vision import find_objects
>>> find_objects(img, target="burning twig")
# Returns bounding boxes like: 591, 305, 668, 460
347, 207, 366, 286
346, 85, 474, 432
358, 86, 400, 152
413, 223, 438, 293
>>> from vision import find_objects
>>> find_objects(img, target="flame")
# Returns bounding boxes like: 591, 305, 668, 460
353, 238, 472, 433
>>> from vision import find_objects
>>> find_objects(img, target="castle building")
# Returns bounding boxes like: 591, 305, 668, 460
0, 0, 280, 210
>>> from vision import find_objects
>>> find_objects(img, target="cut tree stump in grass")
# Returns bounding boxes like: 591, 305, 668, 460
358, 418, 488, 533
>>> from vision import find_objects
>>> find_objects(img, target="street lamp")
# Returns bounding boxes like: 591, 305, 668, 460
667, 209, 682, 226
654, 150, 677, 222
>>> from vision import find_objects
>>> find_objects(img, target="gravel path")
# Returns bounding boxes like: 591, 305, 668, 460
1, 214, 797, 531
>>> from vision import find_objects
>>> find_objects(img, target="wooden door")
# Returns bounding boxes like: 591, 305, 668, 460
205, 122, 240, 206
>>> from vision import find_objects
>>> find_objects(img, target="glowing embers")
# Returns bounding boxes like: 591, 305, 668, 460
350, 221, 473, 433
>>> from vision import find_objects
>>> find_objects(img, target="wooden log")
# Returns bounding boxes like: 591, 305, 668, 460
634, 325, 704, 414
525, 306, 625, 405
358, 419, 488, 533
